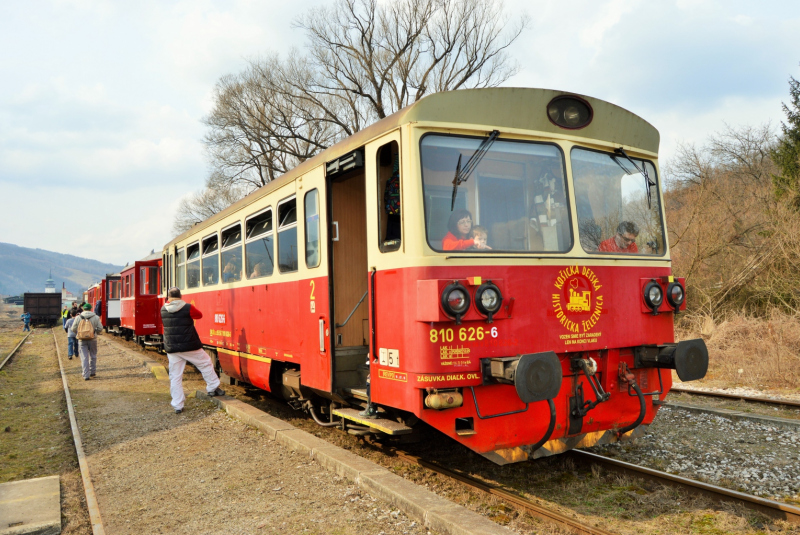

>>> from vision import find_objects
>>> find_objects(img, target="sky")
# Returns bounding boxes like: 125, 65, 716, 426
1, 0, 798, 266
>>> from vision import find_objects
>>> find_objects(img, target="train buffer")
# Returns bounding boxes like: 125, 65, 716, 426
333, 408, 414, 435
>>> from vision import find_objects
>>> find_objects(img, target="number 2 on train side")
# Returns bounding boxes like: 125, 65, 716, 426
309, 280, 315, 300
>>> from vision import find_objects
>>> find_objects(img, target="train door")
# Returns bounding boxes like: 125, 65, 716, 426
363, 131, 403, 405
328, 150, 370, 398
295, 168, 332, 393
106, 275, 121, 329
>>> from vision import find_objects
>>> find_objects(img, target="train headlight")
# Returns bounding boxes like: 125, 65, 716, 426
475, 282, 503, 323
643, 281, 663, 314
441, 282, 471, 324
666, 282, 685, 309
546, 95, 593, 129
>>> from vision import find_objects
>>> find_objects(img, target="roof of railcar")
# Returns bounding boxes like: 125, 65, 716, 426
165, 87, 659, 248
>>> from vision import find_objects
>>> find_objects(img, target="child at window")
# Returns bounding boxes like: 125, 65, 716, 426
470, 226, 491, 250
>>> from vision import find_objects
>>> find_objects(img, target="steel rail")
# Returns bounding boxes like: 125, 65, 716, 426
569, 450, 800, 524
52, 331, 106, 535
0, 331, 32, 371
670, 386, 800, 409
367, 440, 617, 535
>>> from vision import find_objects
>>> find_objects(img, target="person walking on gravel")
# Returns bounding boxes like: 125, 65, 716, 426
161, 287, 224, 414
65, 309, 79, 360
20, 311, 31, 331
70, 303, 103, 380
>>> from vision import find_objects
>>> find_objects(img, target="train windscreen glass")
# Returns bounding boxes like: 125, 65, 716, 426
421, 135, 570, 253
571, 147, 665, 255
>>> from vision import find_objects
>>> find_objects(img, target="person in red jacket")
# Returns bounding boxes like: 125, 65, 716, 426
442, 209, 491, 251
598, 221, 640, 253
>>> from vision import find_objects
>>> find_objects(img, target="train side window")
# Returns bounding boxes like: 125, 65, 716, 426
202, 234, 219, 286
176, 247, 186, 289
108, 280, 119, 299
186, 243, 200, 288
305, 189, 320, 268
221, 224, 243, 283
377, 141, 401, 252
278, 197, 298, 273
245, 209, 274, 279
141, 267, 158, 295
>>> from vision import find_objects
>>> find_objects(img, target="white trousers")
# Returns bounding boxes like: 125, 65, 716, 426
167, 348, 221, 411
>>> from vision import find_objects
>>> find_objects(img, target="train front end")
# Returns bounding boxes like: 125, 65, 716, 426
369, 89, 709, 464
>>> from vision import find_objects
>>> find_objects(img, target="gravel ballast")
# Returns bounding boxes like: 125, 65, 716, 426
592, 404, 800, 502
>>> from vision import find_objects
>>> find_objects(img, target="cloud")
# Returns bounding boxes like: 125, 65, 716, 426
2, 0, 800, 266
505, 0, 800, 162
0, 181, 187, 265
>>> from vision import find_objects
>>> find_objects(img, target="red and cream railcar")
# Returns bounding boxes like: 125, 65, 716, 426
86, 281, 103, 319
119, 253, 164, 350
161, 88, 708, 464
85, 275, 121, 330
104, 273, 122, 331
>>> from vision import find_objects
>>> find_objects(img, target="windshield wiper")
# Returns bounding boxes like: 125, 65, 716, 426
451, 130, 500, 210
613, 147, 656, 209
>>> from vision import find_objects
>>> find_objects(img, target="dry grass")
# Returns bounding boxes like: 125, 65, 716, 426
677, 311, 800, 392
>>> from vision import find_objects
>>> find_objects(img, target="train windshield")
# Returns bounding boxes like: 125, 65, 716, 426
571, 147, 665, 255
421, 135, 570, 253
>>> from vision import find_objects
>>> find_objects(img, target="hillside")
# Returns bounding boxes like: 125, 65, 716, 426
0, 242, 124, 296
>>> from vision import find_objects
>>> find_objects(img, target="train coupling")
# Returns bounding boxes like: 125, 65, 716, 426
484, 352, 562, 403
570, 357, 611, 418
634, 339, 709, 381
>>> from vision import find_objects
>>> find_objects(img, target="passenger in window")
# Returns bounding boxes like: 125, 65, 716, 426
598, 221, 639, 253
443, 210, 474, 250
469, 225, 492, 250
223, 255, 241, 282
443, 210, 491, 251
250, 262, 266, 278
384, 153, 401, 241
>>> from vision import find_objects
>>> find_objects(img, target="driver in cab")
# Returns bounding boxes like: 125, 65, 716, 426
598, 221, 639, 253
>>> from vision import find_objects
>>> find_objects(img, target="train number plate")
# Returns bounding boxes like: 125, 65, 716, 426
379, 348, 400, 368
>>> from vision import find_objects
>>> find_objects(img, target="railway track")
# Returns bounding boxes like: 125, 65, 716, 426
670, 385, 800, 409
51, 330, 106, 535
366, 438, 800, 534
366, 439, 617, 535
0, 331, 31, 371
568, 450, 800, 525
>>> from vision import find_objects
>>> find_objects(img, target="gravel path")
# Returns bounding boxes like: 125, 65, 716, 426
592, 405, 800, 502
58, 334, 437, 535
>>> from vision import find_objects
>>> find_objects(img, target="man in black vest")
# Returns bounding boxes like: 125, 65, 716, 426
161, 287, 225, 414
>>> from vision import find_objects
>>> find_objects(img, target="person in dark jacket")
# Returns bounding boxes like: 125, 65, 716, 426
161, 287, 224, 414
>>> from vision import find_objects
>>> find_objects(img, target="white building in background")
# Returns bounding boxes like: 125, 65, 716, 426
45, 270, 56, 293
61, 283, 77, 308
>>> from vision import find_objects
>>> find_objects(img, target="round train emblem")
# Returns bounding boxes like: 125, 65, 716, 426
551, 266, 604, 340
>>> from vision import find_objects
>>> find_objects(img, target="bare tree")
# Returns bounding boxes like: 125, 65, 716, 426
202, 56, 343, 191
188, 0, 527, 210
665, 124, 782, 316
172, 176, 249, 235
292, 0, 527, 131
